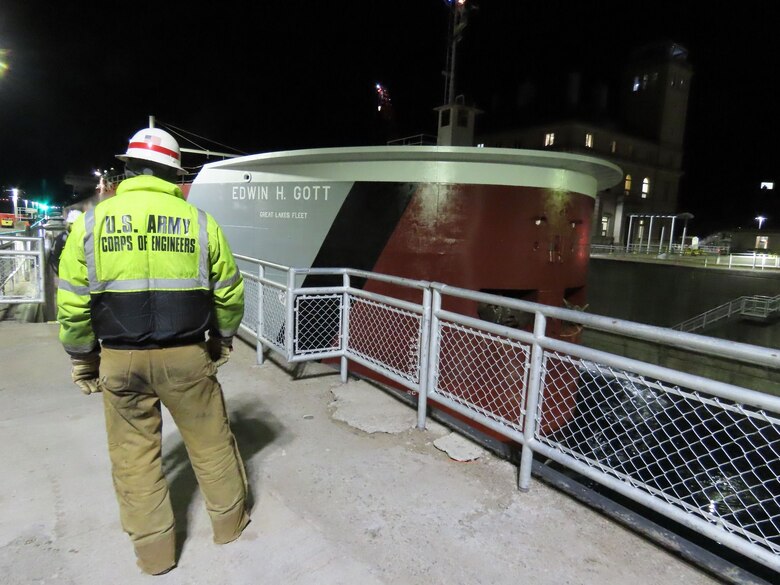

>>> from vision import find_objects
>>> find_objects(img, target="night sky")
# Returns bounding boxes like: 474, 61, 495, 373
1, 1, 778, 234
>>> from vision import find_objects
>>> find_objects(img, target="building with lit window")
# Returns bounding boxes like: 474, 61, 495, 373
475, 41, 693, 245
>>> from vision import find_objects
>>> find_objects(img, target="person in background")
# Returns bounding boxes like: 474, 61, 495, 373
48, 209, 82, 276
56, 127, 250, 575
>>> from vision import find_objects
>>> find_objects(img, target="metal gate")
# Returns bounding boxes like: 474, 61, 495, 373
0, 236, 45, 304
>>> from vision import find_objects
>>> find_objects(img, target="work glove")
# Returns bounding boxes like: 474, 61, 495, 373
71, 354, 101, 395
207, 336, 233, 368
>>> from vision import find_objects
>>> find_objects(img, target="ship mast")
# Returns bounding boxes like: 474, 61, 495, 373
437, 1, 480, 146
442, 0, 471, 105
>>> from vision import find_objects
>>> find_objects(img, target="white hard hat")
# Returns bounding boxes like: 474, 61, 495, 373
116, 127, 186, 175
66, 210, 82, 223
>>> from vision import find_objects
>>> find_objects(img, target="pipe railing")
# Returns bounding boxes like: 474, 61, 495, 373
0, 236, 45, 304
716, 253, 780, 270
674, 294, 780, 333
236, 256, 780, 574
591, 243, 729, 256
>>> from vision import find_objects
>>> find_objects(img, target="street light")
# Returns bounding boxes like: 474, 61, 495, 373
11, 188, 18, 220
755, 215, 766, 229
676, 212, 694, 254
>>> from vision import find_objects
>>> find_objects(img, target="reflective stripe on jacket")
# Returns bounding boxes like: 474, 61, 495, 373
57, 175, 244, 355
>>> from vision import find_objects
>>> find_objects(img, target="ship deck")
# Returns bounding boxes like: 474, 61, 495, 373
0, 321, 725, 584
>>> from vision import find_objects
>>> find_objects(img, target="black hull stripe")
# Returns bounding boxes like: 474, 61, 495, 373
307, 181, 415, 288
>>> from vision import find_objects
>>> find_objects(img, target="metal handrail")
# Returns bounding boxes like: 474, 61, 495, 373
716, 252, 780, 270
674, 294, 780, 333
0, 236, 45, 304
386, 134, 438, 146
236, 255, 780, 573
591, 243, 728, 256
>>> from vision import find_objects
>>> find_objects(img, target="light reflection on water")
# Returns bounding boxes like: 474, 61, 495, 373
556, 371, 780, 551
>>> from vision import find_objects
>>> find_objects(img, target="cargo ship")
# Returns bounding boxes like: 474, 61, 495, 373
186, 145, 622, 434
187, 146, 620, 306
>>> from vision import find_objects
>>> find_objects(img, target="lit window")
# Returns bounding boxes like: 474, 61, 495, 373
624, 174, 632, 194
544, 132, 555, 147
585, 133, 593, 148
642, 177, 650, 199
632, 76, 640, 92
601, 215, 611, 237
756, 236, 769, 250
610, 140, 617, 153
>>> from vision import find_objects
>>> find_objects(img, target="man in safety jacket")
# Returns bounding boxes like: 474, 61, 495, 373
48, 209, 82, 277
56, 127, 250, 575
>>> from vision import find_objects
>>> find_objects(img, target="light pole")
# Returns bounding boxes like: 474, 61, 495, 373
677, 212, 694, 254
755, 215, 766, 229
11, 188, 19, 221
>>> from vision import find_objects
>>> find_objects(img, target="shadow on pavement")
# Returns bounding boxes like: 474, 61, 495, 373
162, 403, 283, 559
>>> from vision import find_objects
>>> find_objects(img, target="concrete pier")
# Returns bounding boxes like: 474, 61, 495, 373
0, 322, 724, 584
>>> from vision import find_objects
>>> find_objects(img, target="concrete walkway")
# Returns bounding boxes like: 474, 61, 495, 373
0, 322, 724, 584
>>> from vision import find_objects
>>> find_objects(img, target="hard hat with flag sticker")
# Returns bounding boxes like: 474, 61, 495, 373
116, 127, 186, 175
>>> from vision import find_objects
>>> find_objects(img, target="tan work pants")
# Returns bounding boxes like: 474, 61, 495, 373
100, 343, 250, 575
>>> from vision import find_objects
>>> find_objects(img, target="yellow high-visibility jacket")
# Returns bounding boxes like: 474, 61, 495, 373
57, 175, 244, 356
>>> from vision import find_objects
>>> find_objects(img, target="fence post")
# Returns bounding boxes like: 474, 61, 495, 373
340, 272, 350, 383
518, 311, 546, 492
23, 238, 31, 280
420, 287, 442, 430
257, 264, 265, 365
37, 237, 44, 302
416, 287, 433, 430
285, 268, 296, 362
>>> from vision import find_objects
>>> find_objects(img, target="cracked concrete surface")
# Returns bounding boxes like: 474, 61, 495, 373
0, 322, 725, 584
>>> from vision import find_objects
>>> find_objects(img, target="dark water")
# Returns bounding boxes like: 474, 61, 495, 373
549, 369, 780, 579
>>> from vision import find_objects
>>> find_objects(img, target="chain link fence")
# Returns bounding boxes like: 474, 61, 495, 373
295, 293, 342, 356
434, 320, 529, 435
538, 354, 780, 559
346, 293, 423, 386
236, 256, 290, 355
235, 255, 780, 574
